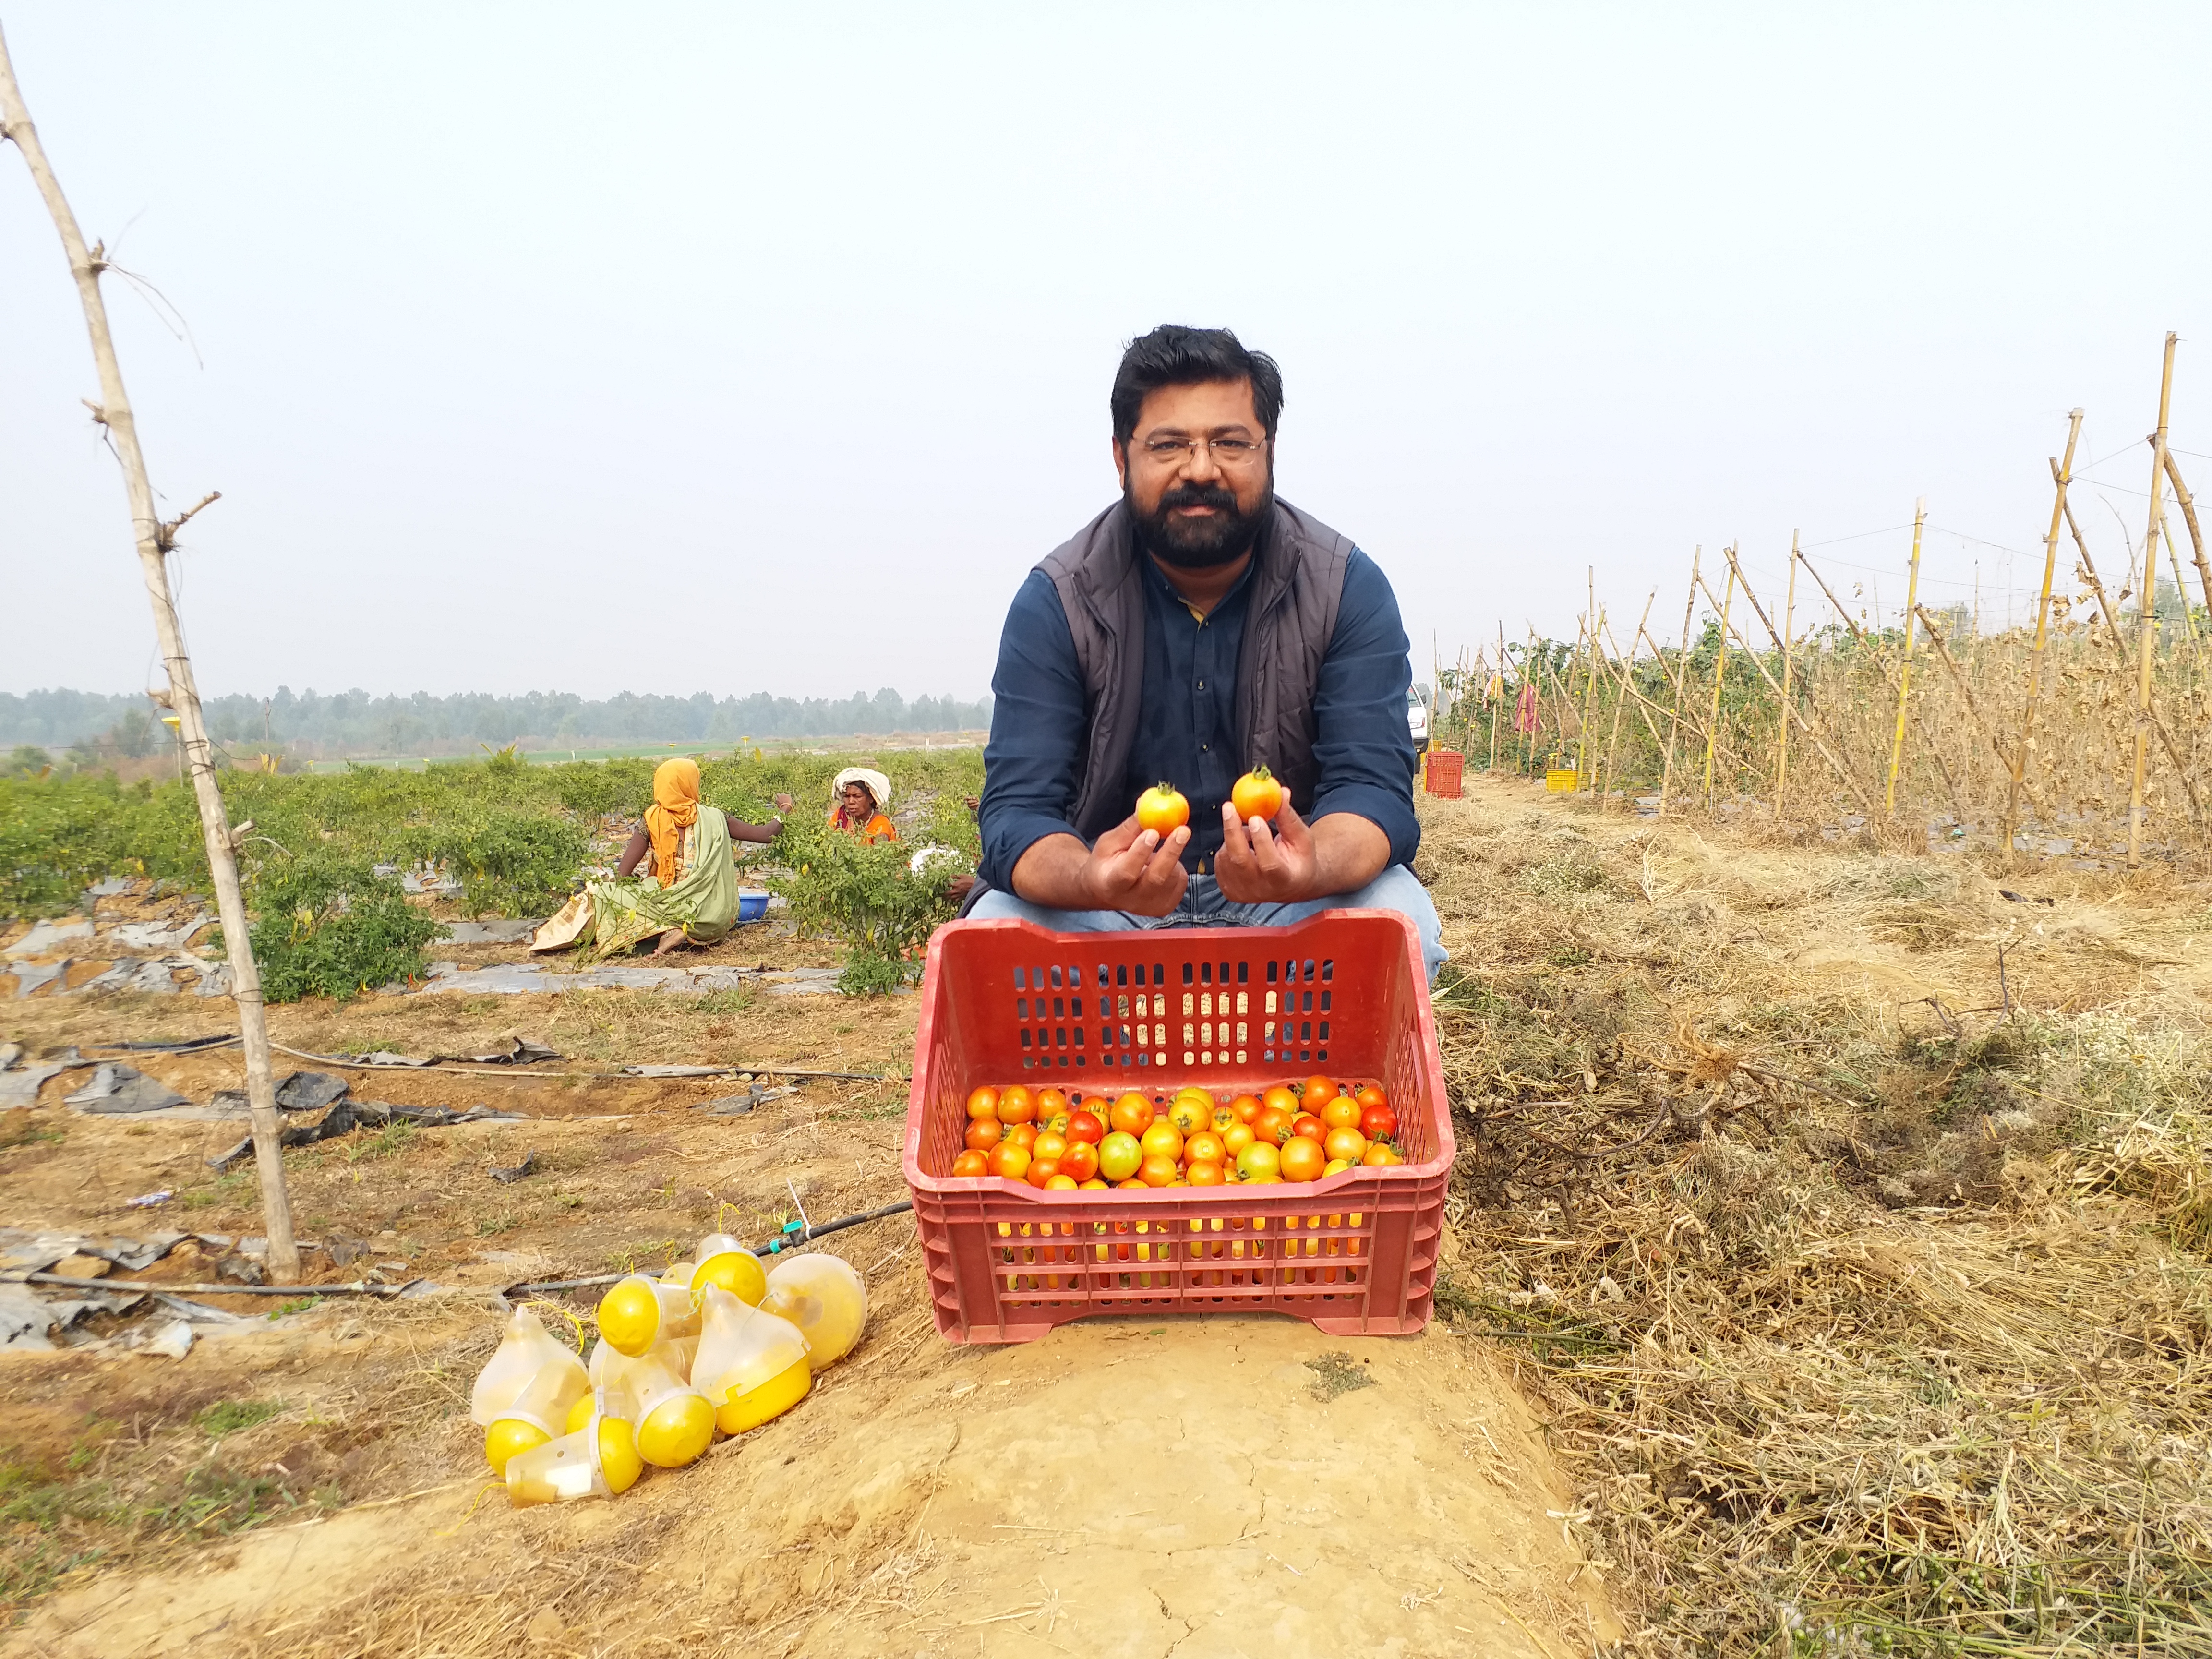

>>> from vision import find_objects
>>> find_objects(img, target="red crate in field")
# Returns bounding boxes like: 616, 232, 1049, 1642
902, 910, 1454, 1344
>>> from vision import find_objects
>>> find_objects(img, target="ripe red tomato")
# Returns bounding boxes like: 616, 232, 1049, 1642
1229, 766, 1284, 822
966, 1087, 1000, 1121
951, 1150, 989, 1177
1300, 1075, 1339, 1110
997, 1086, 1036, 1125
1135, 782, 1190, 835
1253, 1106, 1293, 1147
1292, 1114, 1325, 1142
964, 1118, 1002, 1152
1355, 1083, 1388, 1112
1359, 1104, 1398, 1144
1059, 1140, 1099, 1183
1279, 1136, 1326, 1183
1065, 1110, 1105, 1145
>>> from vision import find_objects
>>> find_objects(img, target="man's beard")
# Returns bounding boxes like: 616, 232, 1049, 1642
1127, 475, 1274, 570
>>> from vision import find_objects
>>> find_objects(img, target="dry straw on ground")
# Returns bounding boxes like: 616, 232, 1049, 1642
1419, 783, 2212, 1655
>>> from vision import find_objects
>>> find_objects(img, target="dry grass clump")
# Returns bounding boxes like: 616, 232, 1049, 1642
1419, 786, 2212, 1655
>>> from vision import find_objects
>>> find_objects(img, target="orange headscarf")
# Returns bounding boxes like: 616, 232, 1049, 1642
643, 758, 701, 888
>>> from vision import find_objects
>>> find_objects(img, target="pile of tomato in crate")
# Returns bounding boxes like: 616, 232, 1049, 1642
950, 1075, 1405, 1190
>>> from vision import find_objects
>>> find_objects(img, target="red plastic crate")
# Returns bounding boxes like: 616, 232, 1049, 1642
902, 909, 1454, 1344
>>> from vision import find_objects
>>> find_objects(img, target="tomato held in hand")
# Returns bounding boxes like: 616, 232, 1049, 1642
1229, 766, 1285, 822
1135, 782, 1190, 834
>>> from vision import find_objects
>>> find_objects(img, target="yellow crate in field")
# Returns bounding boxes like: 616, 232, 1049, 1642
1545, 769, 1578, 793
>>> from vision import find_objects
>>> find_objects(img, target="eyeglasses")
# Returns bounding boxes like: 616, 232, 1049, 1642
1134, 435, 1269, 469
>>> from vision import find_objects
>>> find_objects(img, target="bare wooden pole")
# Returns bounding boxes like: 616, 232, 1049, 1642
1659, 549, 1700, 816
1599, 592, 1654, 811
2164, 449, 2212, 609
1701, 556, 1736, 805
1575, 577, 1603, 790
1774, 531, 1799, 819
2128, 332, 2178, 870
1490, 621, 1504, 774
2010, 410, 2084, 866
1884, 501, 1927, 816
0, 27, 299, 1280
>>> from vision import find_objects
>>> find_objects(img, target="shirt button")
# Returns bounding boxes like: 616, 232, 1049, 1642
1201, 744, 1209, 752
1196, 679, 1204, 689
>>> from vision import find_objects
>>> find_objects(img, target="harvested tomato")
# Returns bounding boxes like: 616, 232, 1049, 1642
1036, 1087, 1068, 1116
1261, 1084, 1301, 1119
1109, 1092, 1155, 1137
1230, 1094, 1263, 1125
1323, 1126, 1368, 1165
1359, 1103, 1398, 1144
1026, 1156, 1062, 1187
1059, 1140, 1099, 1183
1184, 1131, 1226, 1167
1221, 1121, 1256, 1160
1360, 1142, 1398, 1167
1031, 1131, 1068, 1165
1046, 1174, 1080, 1190
1300, 1075, 1339, 1109
1065, 1110, 1105, 1145
1116, 1177, 1149, 1190
1135, 782, 1190, 835
1280, 1136, 1326, 1182
998, 1085, 1036, 1125
1098, 1131, 1143, 1182
1138, 1154, 1178, 1188
964, 1118, 1002, 1152
1139, 1121, 1184, 1165
1229, 765, 1284, 823
1354, 1083, 1388, 1111
1167, 1091, 1212, 1135
951, 1150, 989, 1177
966, 1087, 1000, 1121
1210, 1104, 1238, 1133
1186, 1159, 1226, 1187
1081, 1177, 1111, 1190
1292, 1114, 1325, 1142
1005, 1122, 1037, 1152
1253, 1106, 1294, 1146
1321, 1096, 1362, 1131
988, 1142, 1032, 1181
1234, 1141, 1281, 1183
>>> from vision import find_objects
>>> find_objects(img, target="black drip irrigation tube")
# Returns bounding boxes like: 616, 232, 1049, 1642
504, 1198, 917, 1297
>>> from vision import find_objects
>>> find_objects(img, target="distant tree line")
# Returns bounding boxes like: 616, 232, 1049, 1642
0, 686, 994, 759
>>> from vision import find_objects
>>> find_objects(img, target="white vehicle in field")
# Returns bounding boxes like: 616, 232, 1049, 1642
1407, 684, 1431, 744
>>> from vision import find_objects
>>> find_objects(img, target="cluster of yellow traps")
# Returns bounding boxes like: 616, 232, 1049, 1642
469, 1235, 868, 1506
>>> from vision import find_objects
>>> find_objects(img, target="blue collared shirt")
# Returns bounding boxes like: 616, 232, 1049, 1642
979, 534, 1419, 891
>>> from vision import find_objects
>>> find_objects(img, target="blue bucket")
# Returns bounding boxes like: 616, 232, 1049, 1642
737, 890, 770, 923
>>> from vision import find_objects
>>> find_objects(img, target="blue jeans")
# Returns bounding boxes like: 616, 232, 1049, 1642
967, 865, 1447, 985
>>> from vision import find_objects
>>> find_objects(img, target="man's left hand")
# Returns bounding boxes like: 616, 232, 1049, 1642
1214, 797, 1322, 904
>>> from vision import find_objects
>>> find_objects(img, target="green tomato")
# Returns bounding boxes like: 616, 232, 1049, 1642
1097, 1131, 1143, 1183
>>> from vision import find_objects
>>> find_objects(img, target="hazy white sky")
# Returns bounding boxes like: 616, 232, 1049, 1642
4, 4, 2208, 703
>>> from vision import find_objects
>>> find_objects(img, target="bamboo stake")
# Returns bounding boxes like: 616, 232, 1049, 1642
2011, 410, 2083, 866
1698, 565, 1875, 816
1599, 592, 1654, 811
1489, 622, 1504, 775
1616, 626, 1764, 786
0, 28, 299, 1280
1884, 500, 1926, 816
2164, 449, 2212, 609
2128, 332, 2177, 870
1659, 549, 1700, 816
1775, 532, 1799, 819
1701, 558, 1735, 805
1575, 582, 1603, 790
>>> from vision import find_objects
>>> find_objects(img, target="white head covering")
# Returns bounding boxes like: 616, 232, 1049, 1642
830, 767, 892, 814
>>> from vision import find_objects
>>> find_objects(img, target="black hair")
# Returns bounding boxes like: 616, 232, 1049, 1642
1109, 325, 1284, 444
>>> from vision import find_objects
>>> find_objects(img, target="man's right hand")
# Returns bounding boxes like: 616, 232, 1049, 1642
1010, 817, 1190, 917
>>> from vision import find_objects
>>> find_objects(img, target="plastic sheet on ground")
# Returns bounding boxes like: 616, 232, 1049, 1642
4, 917, 93, 958
64, 1063, 191, 1114
408, 961, 843, 996
0, 1047, 96, 1106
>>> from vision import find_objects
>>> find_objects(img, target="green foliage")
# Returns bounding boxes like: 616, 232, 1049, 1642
4, 746, 52, 779
770, 817, 955, 994
407, 806, 589, 918
238, 850, 445, 1001
194, 1399, 284, 1436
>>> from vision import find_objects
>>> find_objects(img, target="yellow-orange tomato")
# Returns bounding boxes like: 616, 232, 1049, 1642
1210, 1104, 1238, 1133
1117, 1177, 1149, 1190
1081, 1177, 1111, 1189
1032, 1131, 1068, 1165
1036, 1087, 1068, 1116
951, 1150, 989, 1177
1323, 1126, 1368, 1165
1221, 1121, 1256, 1160
1235, 1141, 1282, 1183
1321, 1096, 1363, 1132
1301, 1075, 1339, 1110
1262, 1085, 1301, 1119
1046, 1174, 1080, 1190
1354, 1083, 1388, 1112
1109, 1092, 1155, 1137
1138, 1154, 1179, 1188
1229, 765, 1284, 823
1186, 1159, 1226, 1187
988, 1142, 1032, 1181
1323, 1157, 1355, 1177
1005, 1122, 1037, 1151
1231, 1093, 1264, 1125
1253, 1106, 1294, 1147
965, 1118, 1002, 1152
1135, 782, 1190, 835
1184, 1131, 1226, 1167
1026, 1157, 1061, 1187
998, 1085, 1036, 1125
1361, 1142, 1401, 1167
1167, 1093, 1211, 1135
1280, 1136, 1326, 1182
966, 1087, 1000, 1121
1139, 1121, 1184, 1165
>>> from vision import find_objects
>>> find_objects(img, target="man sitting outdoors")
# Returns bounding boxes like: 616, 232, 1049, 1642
970, 325, 1445, 984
